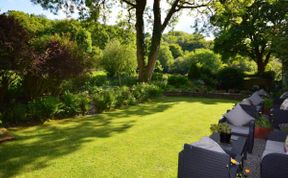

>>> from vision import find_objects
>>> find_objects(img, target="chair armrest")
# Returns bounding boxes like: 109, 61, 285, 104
219, 117, 227, 124
261, 153, 288, 178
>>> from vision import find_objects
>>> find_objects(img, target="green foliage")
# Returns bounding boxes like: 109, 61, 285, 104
228, 55, 257, 74
27, 96, 64, 121
263, 98, 273, 109
171, 57, 190, 74
1, 104, 27, 125
131, 83, 163, 102
188, 63, 201, 80
115, 86, 136, 106
210, 123, 231, 134
183, 49, 223, 72
167, 75, 188, 87
169, 43, 183, 58
93, 89, 117, 113
217, 67, 244, 90
163, 31, 210, 51
77, 92, 91, 115
101, 39, 137, 78
60, 92, 81, 117
158, 44, 174, 72
256, 115, 272, 128
260, 71, 276, 81
212, 0, 288, 73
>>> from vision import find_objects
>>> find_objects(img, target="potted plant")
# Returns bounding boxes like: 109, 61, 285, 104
210, 123, 232, 143
255, 115, 273, 139
262, 98, 273, 115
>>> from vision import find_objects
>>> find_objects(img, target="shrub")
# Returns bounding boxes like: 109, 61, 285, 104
217, 67, 244, 90
1, 103, 27, 125
168, 75, 188, 87
115, 86, 135, 107
60, 92, 81, 117
260, 71, 276, 80
131, 83, 163, 102
101, 39, 137, 78
188, 63, 201, 79
78, 91, 91, 115
93, 89, 117, 113
27, 96, 64, 121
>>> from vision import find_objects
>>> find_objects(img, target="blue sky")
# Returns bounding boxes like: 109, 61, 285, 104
0, 0, 210, 37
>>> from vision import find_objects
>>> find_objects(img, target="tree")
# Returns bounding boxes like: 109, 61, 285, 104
0, 14, 31, 106
158, 44, 174, 72
32, 0, 212, 82
101, 39, 137, 81
212, 0, 288, 74
24, 36, 88, 98
163, 31, 211, 51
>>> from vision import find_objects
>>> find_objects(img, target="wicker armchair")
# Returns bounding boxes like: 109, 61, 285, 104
178, 144, 239, 178
261, 131, 288, 178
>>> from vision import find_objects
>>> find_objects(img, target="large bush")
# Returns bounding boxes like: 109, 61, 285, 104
217, 67, 244, 90
101, 39, 137, 79
27, 96, 64, 121
188, 63, 217, 87
183, 49, 223, 72
168, 75, 189, 87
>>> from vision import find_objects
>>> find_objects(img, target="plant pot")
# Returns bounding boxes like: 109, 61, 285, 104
220, 133, 231, 143
254, 127, 273, 139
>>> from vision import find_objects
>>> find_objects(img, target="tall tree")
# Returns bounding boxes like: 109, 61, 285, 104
212, 0, 288, 74
32, 0, 211, 82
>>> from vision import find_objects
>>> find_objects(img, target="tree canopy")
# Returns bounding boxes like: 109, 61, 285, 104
212, 0, 288, 74
31, 0, 213, 82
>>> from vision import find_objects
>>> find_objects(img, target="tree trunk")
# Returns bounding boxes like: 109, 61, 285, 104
257, 60, 265, 75
135, 0, 147, 82
145, 0, 162, 82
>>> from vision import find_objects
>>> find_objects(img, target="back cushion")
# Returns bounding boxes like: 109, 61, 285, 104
248, 92, 264, 106
224, 104, 255, 126
240, 98, 252, 105
191, 137, 226, 154
240, 104, 258, 118
280, 99, 288, 110
257, 89, 268, 97
280, 91, 288, 99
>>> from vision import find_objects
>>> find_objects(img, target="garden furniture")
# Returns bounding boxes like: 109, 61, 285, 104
178, 137, 242, 178
210, 133, 248, 160
270, 98, 288, 128
219, 104, 257, 153
260, 130, 288, 178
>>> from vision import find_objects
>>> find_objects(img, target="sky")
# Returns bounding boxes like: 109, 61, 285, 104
0, 0, 212, 38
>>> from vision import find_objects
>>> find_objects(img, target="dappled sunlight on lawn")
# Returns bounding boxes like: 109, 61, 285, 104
0, 97, 237, 178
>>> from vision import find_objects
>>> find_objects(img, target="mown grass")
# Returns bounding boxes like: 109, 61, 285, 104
0, 97, 237, 178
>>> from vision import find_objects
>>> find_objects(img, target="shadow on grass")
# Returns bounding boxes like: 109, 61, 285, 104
0, 101, 175, 177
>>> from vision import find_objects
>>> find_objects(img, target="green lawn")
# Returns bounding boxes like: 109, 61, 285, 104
0, 97, 237, 178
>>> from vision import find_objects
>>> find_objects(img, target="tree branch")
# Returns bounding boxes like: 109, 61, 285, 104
161, 0, 180, 32
121, 0, 136, 8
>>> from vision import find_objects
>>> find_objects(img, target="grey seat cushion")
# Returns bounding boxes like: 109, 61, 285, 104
228, 124, 249, 136
262, 140, 285, 159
